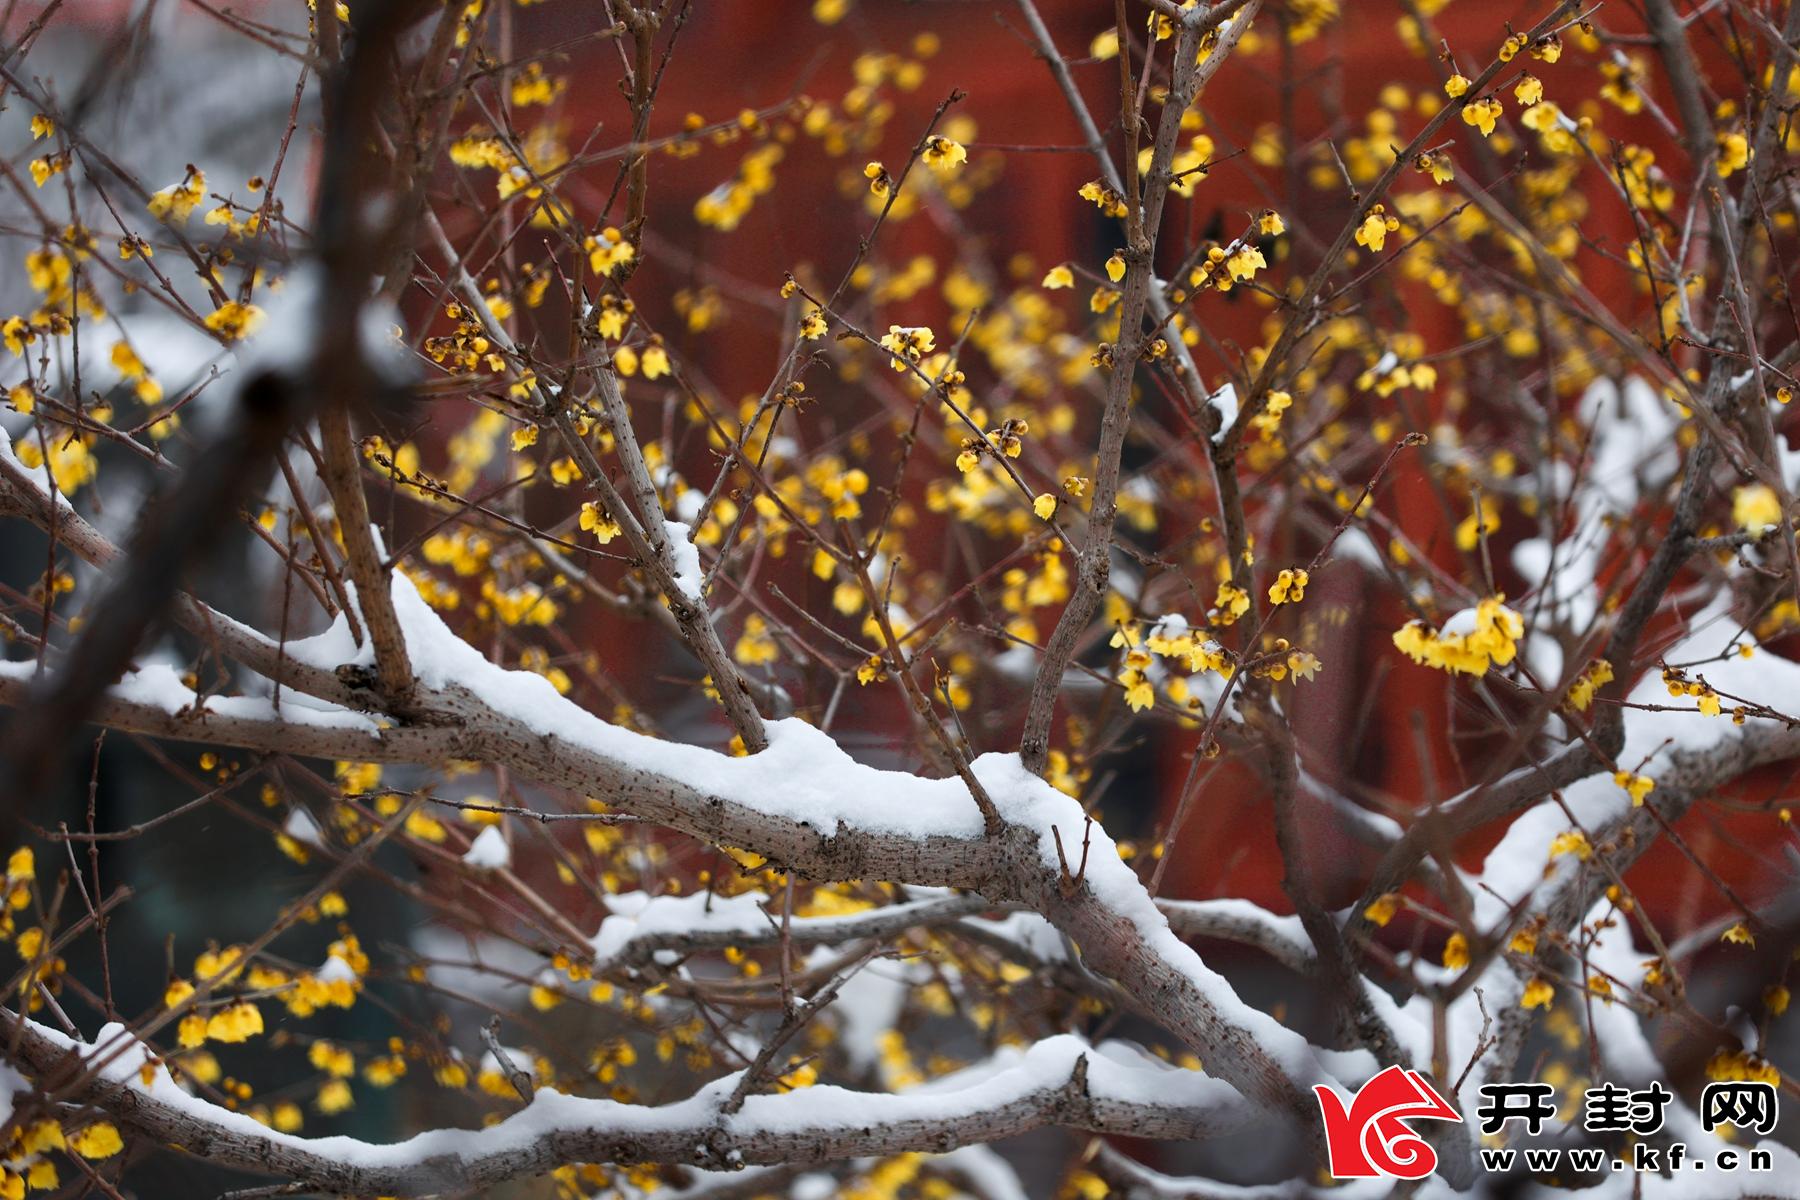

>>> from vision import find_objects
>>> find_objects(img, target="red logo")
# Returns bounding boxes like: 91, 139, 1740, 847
1313, 1065, 1462, 1179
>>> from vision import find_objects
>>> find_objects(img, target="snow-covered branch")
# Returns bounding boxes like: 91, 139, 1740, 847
7, 1020, 1246, 1197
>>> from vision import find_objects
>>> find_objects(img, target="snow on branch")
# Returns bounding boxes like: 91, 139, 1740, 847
7, 1019, 1246, 1197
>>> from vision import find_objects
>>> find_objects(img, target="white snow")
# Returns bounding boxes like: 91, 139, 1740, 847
591, 890, 767, 965
0, 1062, 23, 1131
316, 953, 358, 985
462, 826, 510, 871
283, 808, 324, 848
663, 520, 702, 599
0, 658, 384, 736
1206, 383, 1238, 443
1331, 526, 1385, 569
28, 1021, 1246, 1175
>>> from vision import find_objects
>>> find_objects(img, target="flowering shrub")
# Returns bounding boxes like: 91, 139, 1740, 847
0, 0, 1798, 1195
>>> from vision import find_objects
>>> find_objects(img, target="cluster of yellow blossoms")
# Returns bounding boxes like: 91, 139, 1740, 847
1392, 596, 1523, 675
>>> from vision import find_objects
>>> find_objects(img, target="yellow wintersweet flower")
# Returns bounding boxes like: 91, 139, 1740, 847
1267, 567, 1308, 605
799, 308, 827, 339
921, 135, 966, 171
878, 324, 934, 370
147, 170, 206, 222
1258, 209, 1285, 237
310, 1041, 356, 1078
1354, 205, 1400, 252
363, 1054, 406, 1087
1214, 581, 1250, 624
508, 63, 564, 108
316, 1079, 354, 1114
202, 301, 266, 342
1549, 829, 1591, 861
1721, 921, 1756, 947
1033, 493, 1056, 520
1078, 179, 1128, 218
1120, 669, 1154, 713
1391, 596, 1523, 676
1520, 101, 1562, 134
777, 1059, 818, 1091
585, 227, 635, 275
1706, 1049, 1781, 1085
1227, 244, 1266, 282
67, 1123, 123, 1159
1732, 483, 1782, 532
1249, 389, 1292, 440
1514, 75, 1543, 106
1461, 97, 1503, 137
734, 614, 779, 666
3, 316, 35, 356
29, 114, 53, 140
1718, 131, 1750, 178
20, 1120, 62, 1156
14, 434, 98, 494
404, 811, 447, 843
110, 341, 162, 404
1441, 932, 1469, 970
1363, 893, 1400, 926
164, 979, 195, 1009
1444, 74, 1472, 98
1416, 151, 1454, 184
1042, 265, 1074, 289
1104, 253, 1126, 283
1521, 977, 1555, 1009
1565, 659, 1614, 711
641, 343, 670, 379
205, 1001, 265, 1043
583, 503, 626, 543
